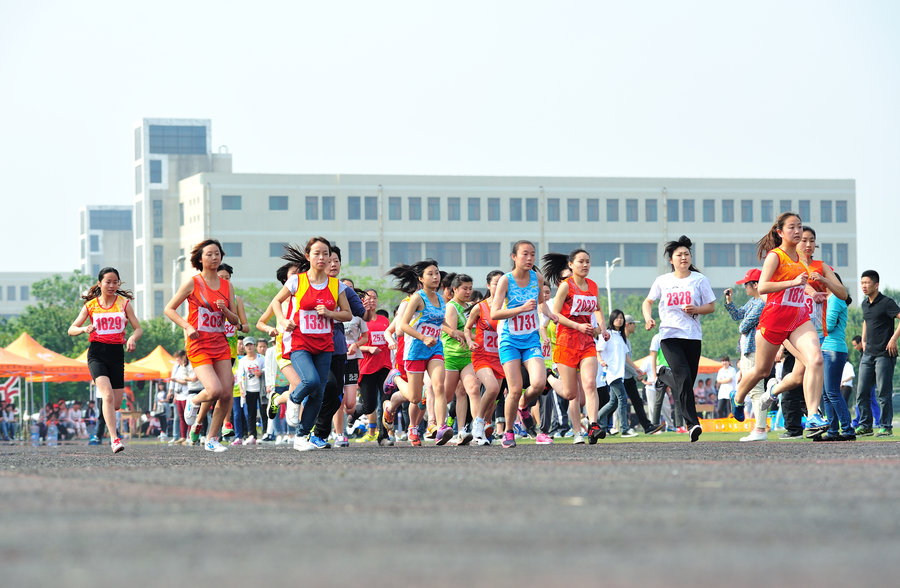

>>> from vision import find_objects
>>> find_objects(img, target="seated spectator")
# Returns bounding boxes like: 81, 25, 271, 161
67, 402, 87, 438
83, 400, 98, 438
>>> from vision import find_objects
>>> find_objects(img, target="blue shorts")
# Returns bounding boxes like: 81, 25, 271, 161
499, 341, 543, 366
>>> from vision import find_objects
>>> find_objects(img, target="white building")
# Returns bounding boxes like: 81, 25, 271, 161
78, 205, 134, 284
0, 272, 72, 318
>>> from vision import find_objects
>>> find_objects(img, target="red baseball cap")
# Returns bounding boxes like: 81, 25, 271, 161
736, 268, 762, 284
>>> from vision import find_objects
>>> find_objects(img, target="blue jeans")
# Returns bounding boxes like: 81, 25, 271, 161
231, 397, 245, 439
822, 350, 852, 436
273, 385, 289, 435
857, 353, 895, 429
597, 378, 629, 431
289, 349, 331, 436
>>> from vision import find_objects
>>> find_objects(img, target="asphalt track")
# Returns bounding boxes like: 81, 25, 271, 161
2, 439, 899, 587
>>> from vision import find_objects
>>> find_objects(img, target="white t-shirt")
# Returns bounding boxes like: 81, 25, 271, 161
343, 316, 369, 360
236, 354, 266, 393
169, 364, 191, 401
841, 362, 855, 387
641, 356, 656, 385
599, 330, 628, 383
716, 365, 738, 399
647, 271, 716, 341
594, 334, 608, 387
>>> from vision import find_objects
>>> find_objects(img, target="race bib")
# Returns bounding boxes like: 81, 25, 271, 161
198, 307, 225, 333
805, 296, 823, 328
369, 331, 386, 346
484, 331, 499, 353
418, 322, 441, 340
571, 294, 596, 316
665, 290, 693, 307
223, 322, 236, 337
509, 311, 538, 335
298, 309, 331, 334
781, 286, 805, 308
93, 312, 126, 336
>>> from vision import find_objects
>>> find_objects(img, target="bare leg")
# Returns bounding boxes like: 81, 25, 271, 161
787, 324, 825, 415
734, 334, 780, 404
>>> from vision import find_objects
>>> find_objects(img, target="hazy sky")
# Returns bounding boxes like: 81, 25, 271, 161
2, 1, 898, 290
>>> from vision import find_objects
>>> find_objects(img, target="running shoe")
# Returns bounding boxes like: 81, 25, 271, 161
813, 432, 841, 442
778, 431, 804, 440
261, 435, 275, 442
408, 427, 422, 447
876, 428, 894, 437
335, 435, 349, 447
471, 419, 485, 441
513, 422, 529, 438
573, 434, 585, 445
309, 435, 329, 449
205, 438, 227, 452
231, 437, 243, 446
621, 428, 638, 438
293, 436, 316, 452
739, 429, 768, 442
838, 433, 857, 441
221, 423, 235, 438
501, 432, 516, 448
88, 435, 100, 446
855, 425, 874, 437
689, 425, 702, 442
286, 397, 300, 428
190, 424, 200, 445
455, 430, 474, 446
355, 431, 378, 443
383, 369, 401, 396
483, 422, 494, 439
435, 425, 454, 446
425, 422, 438, 440
245, 435, 256, 445
378, 436, 395, 447
111, 438, 124, 454
644, 423, 665, 435
267, 392, 280, 419
184, 400, 199, 426
475, 434, 492, 446
804, 414, 830, 438
535, 432, 553, 445
730, 390, 744, 422
587, 422, 605, 444
381, 400, 394, 430
676, 426, 688, 434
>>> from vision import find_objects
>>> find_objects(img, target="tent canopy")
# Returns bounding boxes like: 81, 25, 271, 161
75, 349, 161, 381
6, 333, 91, 382
130, 346, 176, 379
0, 347, 44, 377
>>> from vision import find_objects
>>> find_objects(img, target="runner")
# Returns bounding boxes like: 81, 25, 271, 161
357, 289, 393, 446
542, 249, 610, 444
641, 235, 716, 443
68, 267, 142, 454
464, 270, 505, 445
441, 273, 479, 446
491, 240, 557, 448
165, 239, 242, 453
730, 213, 844, 437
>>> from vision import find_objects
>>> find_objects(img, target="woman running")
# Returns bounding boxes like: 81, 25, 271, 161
441, 273, 479, 446
165, 239, 242, 453
542, 249, 609, 444
68, 267, 142, 454
641, 235, 716, 442
357, 289, 393, 445
464, 270, 505, 445
270, 237, 352, 451
491, 240, 556, 449
730, 214, 843, 437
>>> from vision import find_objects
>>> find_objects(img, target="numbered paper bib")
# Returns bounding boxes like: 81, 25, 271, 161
223, 322, 236, 338
418, 322, 441, 340
509, 310, 538, 335
93, 312, 126, 336
571, 294, 596, 316
781, 286, 805, 308
369, 331, 386, 346
198, 307, 226, 333
483, 331, 499, 353
665, 290, 693, 307
298, 310, 331, 334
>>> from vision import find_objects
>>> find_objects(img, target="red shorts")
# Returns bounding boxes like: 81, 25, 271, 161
552, 344, 596, 368
473, 360, 505, 382
758, 320, 810, 346
405, 355, 444, 373
187, 342, 231, 367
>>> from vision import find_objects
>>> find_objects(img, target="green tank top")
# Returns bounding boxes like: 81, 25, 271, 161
441, 300, 472, 360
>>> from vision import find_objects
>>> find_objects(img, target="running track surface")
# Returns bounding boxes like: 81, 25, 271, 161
2, 441, 899, 586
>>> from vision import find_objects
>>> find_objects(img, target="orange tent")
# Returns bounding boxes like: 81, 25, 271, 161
5, 333, 91, 382
0, 347, 44, 377
130, 345, 177, 379
74, 349, 161, 381
635, 354, 722, 375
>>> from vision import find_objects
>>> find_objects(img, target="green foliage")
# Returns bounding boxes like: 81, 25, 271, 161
131, 316, 185, 359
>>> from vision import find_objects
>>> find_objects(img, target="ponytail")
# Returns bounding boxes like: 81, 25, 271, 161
388, 259, 439, 294
82, 267, 134, 302
280, 244, 311, 274
757, 212, 799, 260
541, 249, 588, 287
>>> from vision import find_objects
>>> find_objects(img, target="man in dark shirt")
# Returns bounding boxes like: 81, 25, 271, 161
857, 270, 900, 436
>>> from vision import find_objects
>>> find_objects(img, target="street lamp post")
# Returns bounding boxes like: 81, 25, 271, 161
605, 257, 623, 315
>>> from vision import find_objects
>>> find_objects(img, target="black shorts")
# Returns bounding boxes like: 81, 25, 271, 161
344, 358, 360, 386
87, 342, 125, 389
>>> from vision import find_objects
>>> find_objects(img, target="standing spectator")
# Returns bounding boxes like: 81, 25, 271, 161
724, 268, 767, 440
819, 273, 854, 440
169, 350, 192, 444
856, 269, 900, 436
235, 337, 265, 444
715, 357, 738, 418
153, 381, 170, 441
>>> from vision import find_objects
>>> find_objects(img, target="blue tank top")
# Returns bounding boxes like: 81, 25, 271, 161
498, 270, 541, 349
404, 290, 446, 361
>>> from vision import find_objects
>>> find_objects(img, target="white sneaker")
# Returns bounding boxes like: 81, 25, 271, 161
759, 388, 776, 412
184, 400, 199, 426
158, 432, 167, 441
621, 428, 639, 438
740, 429, 768, 442
205, 438, 227, 452
231, 438, 243, 446
573, 434, 586, 445
293, 436, 316, 452
274, 435, 284, 445
244, 435, 256, 445
286, 397, 300, 428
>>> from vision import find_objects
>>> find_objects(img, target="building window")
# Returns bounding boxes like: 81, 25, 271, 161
607, 199, 619, 222
703, 199, 715, 222
134, 127, 141, 161
705, 243, 736, 266
270, 242, 286, 257
549, 243, 581, 256
587, 198, 600, 222
153, 245, 163, 284
836, 200, 848, 223
645, 199, 657, 222
799, 200, 810, 223
348, 242, 362, 265
837, 243, 848, 266
468, 198, 480, 221
270, 196, 288, 211
739, 244, 758, 267
20, 286, 29, 301
154, 291, 164, 317
306, 196, 319, 220
780, 199, 792, 214
365, 196, 378, 220
90, 235, 100, 253
509, 198, 522, 222
89, 209, 132, 231
365, 241, 379, 265
149, 160, 162, 183
134, 164, 142, 195
135, 245, 143, 285
7, 285, 15, 301
821, 243, 834, 266
148, 125, 207, 155
409, 197, 421, 220
348, 196, 361, 220
821, 200, 833, 223
741, 200, 753, 223
80, 211, 85, 234
761, 199, 773, 222
466, 242, 500, 266
526, 198, 538, 221
586, 243, 620, 263
81, 239, 85, 258
567, 198, 580, 222
389, 197, 402, 220
222, 242, 242, 257
427, 197, 440, 221
135, 201, 142, 239
222, 195, 241, 210
722, 199, 734, 222
448, 197, 460, 221
426, 242, 462, 266
488, 198, 500, 221
682, 199, 695, 222
389, 242, 422, 264
547, 198, 560, 222
322, 196, 335, 220
667, 199, 679, 222
152, 200, 163, 237
179, 203, 184, 226
624, 243, 656, 266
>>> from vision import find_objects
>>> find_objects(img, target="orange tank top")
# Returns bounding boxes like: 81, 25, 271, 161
557, 277, 598, 350
86, 295, 129, 344
187, 274, 230, 340
474, 300, 500, 355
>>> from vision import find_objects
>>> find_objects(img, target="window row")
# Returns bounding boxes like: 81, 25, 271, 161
0, 285, 30, 302
704, 242, 850, 267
